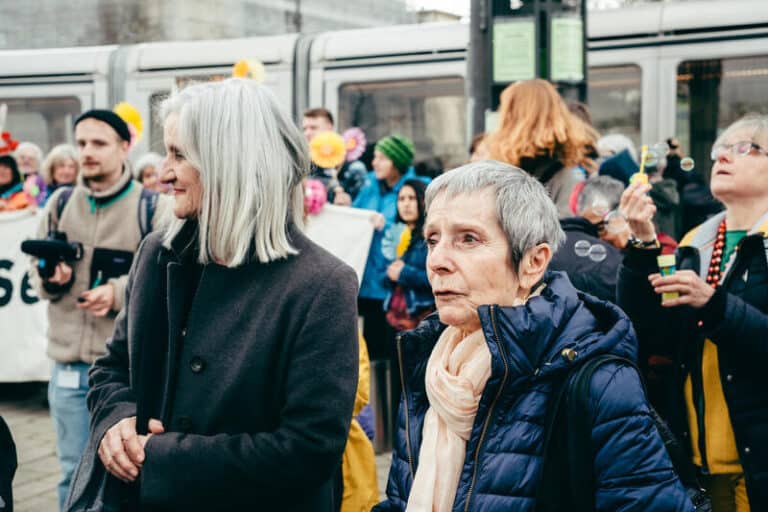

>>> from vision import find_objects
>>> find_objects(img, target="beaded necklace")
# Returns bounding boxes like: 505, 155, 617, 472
705, 219, 737, 288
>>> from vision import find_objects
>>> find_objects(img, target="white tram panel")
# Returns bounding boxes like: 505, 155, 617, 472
0, 45, 115, 149
121, 34, 298, 156
308, 22, 468, 119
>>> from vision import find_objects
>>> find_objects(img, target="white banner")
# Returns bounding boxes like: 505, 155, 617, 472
0, 209, 50, 382
304, 204, 374, 284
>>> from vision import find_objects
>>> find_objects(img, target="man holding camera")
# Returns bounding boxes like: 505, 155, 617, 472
29, 110, 170, 510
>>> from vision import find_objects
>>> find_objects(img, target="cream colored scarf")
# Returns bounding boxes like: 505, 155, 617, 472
406, 326, 492, 512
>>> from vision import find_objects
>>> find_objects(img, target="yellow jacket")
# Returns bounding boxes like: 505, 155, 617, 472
341, 335, 379, 512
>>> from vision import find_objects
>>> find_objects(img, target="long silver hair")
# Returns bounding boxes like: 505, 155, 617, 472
160, 79, 309, 266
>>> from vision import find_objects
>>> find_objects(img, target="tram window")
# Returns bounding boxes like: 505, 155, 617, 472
677, 56, 768, 180
0, 96, 80, 153
149, 91, 171, 154
338, 77, 466, 173
587, 65, 642, 149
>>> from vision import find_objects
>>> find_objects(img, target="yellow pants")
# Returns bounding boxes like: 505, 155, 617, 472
700, 473, 750, 512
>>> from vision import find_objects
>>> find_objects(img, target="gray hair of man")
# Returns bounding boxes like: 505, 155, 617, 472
159, 78, 309, 267
15, 141, 44, 167
576, 176, 626, 216
41, 144, 79, 185
133, 152, 164, 181
714, 113, 768, 148
425, 160, 565, 269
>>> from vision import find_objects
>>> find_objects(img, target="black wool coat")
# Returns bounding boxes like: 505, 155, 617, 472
549, 217, 624, 303
66, 221, 360, 511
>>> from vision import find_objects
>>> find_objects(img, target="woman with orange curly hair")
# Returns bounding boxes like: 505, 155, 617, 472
486, 79, 598, 217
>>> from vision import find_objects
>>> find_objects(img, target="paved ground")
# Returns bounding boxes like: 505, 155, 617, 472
0, 383, 392, 511
0, 383, 59, 512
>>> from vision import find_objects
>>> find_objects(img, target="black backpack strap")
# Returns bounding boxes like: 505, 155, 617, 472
535, 369, 574, 512
535, 354, 635, 512
566, 354, 633, 511
53, 186, 75, 231
137, 188, 158, 238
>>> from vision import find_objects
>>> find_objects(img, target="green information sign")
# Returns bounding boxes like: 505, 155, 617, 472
551, 17, 584, 82
492, 19, 536, 84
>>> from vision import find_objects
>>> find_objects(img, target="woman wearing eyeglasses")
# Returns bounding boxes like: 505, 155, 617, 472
617, 114, 768, 512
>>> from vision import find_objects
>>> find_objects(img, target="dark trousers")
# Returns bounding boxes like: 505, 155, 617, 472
357, 297, 401, 447
358, 297, 395, 361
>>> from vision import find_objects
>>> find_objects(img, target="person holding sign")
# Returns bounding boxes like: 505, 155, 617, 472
0, 155, 32, 212
618, 114, 768, 511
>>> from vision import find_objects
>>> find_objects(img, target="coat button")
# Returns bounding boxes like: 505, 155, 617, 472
726, 374, 733, 382
744, 447, 751, 455
190, 356, 205, 373
178, 416, 193, 432
181, 328, 187, 337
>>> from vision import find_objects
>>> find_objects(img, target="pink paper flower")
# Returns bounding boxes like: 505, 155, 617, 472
304, 179, 327, 216
342, 127, 367, 162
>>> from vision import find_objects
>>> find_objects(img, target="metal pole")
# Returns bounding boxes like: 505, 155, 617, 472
468, 0, 491, 137
293, 0, 303, 33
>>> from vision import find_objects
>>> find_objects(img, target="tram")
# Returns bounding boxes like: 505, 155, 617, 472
0, 0, 766, 174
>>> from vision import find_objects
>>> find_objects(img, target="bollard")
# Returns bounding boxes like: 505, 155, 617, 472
369, 359, 393, 454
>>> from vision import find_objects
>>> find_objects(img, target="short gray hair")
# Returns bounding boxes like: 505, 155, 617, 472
133, 152, 164, 181
159, 78, 309, 266
597, 134, 637, 163
41, 144, 78, 185
576, 176, 625, 215
714, 113, 768, 148
15, 141, 44, 166
426, 160, 565, 267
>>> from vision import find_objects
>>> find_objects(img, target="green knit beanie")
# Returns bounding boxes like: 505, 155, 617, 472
375, 135, 415, 173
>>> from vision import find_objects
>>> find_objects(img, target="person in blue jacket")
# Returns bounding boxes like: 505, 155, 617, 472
382, 179, 434, 331
374, 161, 693, 512
352, 135, 429, 361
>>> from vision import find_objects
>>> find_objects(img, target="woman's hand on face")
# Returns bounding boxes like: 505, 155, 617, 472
649, 270, 715, 309
387, 259, 405, 281
619, 182, 658, 242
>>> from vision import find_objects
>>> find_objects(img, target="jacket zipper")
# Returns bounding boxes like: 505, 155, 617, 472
396, 333, 415, 481
464, 305, 510, 512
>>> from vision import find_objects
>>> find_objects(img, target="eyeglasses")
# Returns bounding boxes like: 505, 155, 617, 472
598, 210, 629, 234
590, 201, 628, 234
710, 141, 768, 161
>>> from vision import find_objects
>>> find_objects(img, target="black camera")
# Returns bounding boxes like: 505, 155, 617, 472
21, 230, 84, 279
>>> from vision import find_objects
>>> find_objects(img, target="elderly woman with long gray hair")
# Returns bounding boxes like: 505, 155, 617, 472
375, 161, 693, 511
65, 79, 360, 511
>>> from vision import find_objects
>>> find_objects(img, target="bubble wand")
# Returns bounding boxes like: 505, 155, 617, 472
630, 144, 649, 185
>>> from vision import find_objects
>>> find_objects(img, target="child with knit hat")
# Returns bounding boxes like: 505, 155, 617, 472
352, 133, 428, 448
374, 135, 415, 176
353, 134, 421, 360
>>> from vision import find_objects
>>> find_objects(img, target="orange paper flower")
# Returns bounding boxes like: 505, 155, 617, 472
232, 59, 266, 83
113, 102, 143, 148
309, 131, 346, 169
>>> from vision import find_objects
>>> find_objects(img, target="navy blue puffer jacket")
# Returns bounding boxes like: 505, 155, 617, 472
374, 272, 693, 511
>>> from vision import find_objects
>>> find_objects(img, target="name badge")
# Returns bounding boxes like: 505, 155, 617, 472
57, 368, 80, 389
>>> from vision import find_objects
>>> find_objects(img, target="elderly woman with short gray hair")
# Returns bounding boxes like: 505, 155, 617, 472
375, 161, 692, 511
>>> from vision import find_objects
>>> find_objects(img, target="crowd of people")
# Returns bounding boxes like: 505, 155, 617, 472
0, 75, 765, 512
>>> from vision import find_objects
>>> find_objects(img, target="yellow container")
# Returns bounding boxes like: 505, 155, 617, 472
657, 254, 679, 302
